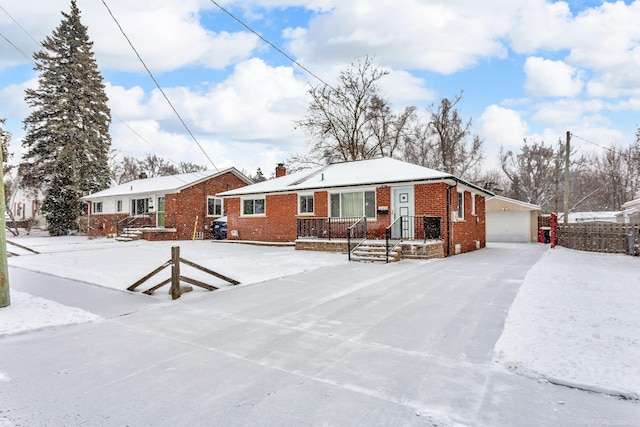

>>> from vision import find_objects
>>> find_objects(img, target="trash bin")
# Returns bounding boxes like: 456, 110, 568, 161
539, 226, 551, 244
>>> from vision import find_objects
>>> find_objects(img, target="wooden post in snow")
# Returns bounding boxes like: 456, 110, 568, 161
0, 145, 9, 308
170, 246, 181, 300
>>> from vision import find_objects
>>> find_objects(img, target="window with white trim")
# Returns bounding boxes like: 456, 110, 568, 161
207, 197, 224, 216
457, 191, 464, 220
299, 194, 314, 214
242, 198, 265, 215
329, 190, 376, 218
93, 202, 103, 213
116, 200, 123, 213
471, 192, 476, 215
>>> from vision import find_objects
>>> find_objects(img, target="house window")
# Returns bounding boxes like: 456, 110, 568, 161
131, 198, 150, 216
116, 200, 123, 213
207, 197, 224, 216
471, 192, 476, 215
299, 194, 314, 214
457, 191, 464, 220
93, 202, 103, 213
329, 190, 376, 219
242, 198, 265, 215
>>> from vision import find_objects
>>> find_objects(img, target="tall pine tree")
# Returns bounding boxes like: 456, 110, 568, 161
19, 0, 111, 236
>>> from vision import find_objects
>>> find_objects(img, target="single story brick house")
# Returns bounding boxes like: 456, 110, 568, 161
81, 168, 252, 240
217, 157, 493, 257
486, 195, 541, 243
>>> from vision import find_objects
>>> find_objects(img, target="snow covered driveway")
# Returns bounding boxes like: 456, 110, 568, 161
1, 242, 637, 426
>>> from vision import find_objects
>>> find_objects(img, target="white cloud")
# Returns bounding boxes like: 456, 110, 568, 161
532, 99, 605, 126
286, 0, 512, 73
478, 105, 529, 149
524, 57, 583, 97
379, 69, 435, 104
106, 59, 310, 171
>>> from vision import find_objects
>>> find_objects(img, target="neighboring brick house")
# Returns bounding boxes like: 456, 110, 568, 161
217, 157, 492, 257
81, 168, 252, 240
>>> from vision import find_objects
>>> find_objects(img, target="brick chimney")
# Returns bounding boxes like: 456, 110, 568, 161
138, 172, 148, 179
275, 163, 286, 178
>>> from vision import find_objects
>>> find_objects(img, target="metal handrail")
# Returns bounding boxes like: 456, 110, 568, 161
385, 216, 404, 263
347, 216, 367, 261
297, 216, 365, 240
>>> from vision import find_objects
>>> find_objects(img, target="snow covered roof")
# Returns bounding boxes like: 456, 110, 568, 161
218, 157, 490, 197
486, 195, 541, 211
558, 211, 621, 223
81, 168, 250, 200
622, 198, 640, 209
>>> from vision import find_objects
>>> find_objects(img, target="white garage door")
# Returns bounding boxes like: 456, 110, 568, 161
486, 210, 531, 242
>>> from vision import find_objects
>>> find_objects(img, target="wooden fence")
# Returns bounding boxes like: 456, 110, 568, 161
557, 223, 639, 255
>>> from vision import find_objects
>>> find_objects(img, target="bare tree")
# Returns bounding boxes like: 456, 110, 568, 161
296, 56, 412, 163
500, 139, 557, 207
110, 153, 206, 184
404, 92, 483, 179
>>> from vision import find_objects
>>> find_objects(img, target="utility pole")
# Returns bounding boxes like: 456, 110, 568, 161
0, 146, 10, 308
563, 131, 570, 226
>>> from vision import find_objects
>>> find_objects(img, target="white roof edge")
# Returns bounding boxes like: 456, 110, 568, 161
81, 167, 252, 200
487, 195, 541, 210
622, 198, 640, 209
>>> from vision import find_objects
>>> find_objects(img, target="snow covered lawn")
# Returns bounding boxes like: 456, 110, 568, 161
0, 290, 98, 336
494, 247, 640, 399
3, 234, 347, 336
7, 236, 348, 296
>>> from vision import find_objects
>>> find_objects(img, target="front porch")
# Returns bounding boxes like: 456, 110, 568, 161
296, 216, 444, 262
295, 238, 444, 261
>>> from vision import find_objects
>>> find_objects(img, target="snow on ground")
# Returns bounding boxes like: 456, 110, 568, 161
6, 233, 349, 298
3, 232, 640, 402
3, 232, 348, 336
494, 246, 640, 399
0, 289, 99, 337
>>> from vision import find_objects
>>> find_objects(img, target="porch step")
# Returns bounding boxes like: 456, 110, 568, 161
116, 228, 143, 242
350, 241, 401, 263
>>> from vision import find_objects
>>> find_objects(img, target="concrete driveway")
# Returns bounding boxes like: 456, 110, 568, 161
1, 243, 636, 426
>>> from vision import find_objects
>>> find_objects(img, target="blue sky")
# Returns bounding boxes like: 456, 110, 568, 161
1, 0, 639, 178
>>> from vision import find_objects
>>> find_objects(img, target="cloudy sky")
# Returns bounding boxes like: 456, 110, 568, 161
1, 0, 639, 177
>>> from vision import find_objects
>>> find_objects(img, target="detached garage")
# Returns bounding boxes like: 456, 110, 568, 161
486, 196, 540, 243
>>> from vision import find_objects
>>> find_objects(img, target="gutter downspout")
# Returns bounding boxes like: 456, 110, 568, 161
446, 182, 456, 257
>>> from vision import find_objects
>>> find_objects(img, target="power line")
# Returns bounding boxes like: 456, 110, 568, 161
0, 30, 36, 65
208, 0, 334, 90
0, 5, 194, 172
571, 133, 628, 156
0, 4, 40, 46
100, 0, 219, 172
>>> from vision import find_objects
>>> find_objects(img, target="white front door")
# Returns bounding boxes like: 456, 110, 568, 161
392, 186, 415, 239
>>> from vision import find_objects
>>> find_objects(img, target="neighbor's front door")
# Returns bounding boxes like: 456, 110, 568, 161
157, 196, 165, 227
392, 186, 415, 239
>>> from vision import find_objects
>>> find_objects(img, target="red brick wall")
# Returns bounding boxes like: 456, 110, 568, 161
169, 171, 249, 240
86, 213, 128, 237
227, 193, 298, 242
451, 190, 486, 254
367, 186, 392, 239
